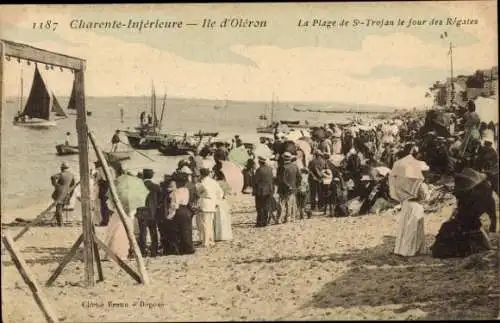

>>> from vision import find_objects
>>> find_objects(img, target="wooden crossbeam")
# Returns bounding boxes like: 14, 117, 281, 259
94, 236, 141, 283
1, 39, 83, 70
2, 232, 60, 323
46, 234, 84, 287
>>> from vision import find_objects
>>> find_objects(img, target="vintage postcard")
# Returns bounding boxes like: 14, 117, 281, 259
0, 2, 498, 322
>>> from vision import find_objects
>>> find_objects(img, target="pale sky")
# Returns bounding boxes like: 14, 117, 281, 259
0, 2, 497, 108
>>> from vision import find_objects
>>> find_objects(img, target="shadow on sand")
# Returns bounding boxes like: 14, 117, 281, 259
306, 235, 499, 320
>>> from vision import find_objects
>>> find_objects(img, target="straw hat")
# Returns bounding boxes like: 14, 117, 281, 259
282, 152, 293, 161
454, 168, 487, 193
258, 156, 267, 163
167, 181, 177, 192
361, 174, 372, 181
180, 166, 193, 175
60, 162, 69, 170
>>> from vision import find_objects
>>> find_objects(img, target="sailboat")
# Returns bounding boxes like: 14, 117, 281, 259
256, 93, 307, 134
13, 66, 66, 129
124, 84, 170, 150
66, 78, 92, 116
256, 92, 278, 134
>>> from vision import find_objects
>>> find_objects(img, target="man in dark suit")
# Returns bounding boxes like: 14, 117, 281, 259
253, 156, 275, 227
277, 152, 301, 223
51, 162, 76, 227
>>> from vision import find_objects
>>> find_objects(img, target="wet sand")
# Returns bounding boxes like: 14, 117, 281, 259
1, 194, 499, 322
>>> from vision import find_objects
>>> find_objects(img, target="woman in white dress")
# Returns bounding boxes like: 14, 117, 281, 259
393, 178, 430, 256
214, 179, 233, 241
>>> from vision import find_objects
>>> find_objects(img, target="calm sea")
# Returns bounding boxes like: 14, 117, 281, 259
1, 96, 387, 212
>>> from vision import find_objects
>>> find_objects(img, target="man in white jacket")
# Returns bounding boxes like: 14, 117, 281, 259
196, 168, 224, 247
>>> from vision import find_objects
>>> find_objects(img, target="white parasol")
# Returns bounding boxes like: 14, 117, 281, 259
389, 155, 429, 202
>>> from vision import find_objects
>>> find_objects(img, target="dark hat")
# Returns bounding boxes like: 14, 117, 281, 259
60, 161, 70, 170
142, 168, 154, 180
454, 168, 487, 193
200, 168, 211, 177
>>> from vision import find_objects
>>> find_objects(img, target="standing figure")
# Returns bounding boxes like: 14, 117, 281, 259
111, 130, 121, 152
308, 151, 326, 212
167, 175, 195, 255
65, 132, 71, 146
196, 168, 223, 247
137, 171, 160, 257
50, 162, 75, 227
277, 152, 300, 223
297, 168, 311, 219
253, 156, 275, 227
140, 111, 146, 126
120, 107, 124, 124
147, 114, 153, 125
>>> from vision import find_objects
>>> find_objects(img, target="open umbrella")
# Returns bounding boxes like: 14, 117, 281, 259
254, 143, 273, 159
228, 146, 250, 168
220, 161, 244, 194
112, 174, 149, 215
475, 96, 499, 124
389, 155, 429, 202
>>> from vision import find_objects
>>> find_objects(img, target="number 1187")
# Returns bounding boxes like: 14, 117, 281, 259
32, 20, 58, 31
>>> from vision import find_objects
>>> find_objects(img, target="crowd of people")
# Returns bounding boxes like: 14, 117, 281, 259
49, 99, 498, 261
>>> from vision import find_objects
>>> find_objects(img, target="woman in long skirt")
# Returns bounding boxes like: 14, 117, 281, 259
214, 179, 233, 241
166, 176, 195, 255
394, 183, 429, 256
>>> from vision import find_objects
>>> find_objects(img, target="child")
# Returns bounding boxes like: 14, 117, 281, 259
297, 168, 311, 219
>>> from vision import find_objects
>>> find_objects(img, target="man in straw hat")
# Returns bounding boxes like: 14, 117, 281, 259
50, 162, 76, 227
253, 156, 274, 227
277, 152, 300, 223
431, 168, 496, 258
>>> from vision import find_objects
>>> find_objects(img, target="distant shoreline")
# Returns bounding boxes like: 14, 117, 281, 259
5, 95, 399, 113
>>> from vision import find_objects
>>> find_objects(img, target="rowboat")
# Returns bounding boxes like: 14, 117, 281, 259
103, 151, 133, 162
55, 144, 79, 156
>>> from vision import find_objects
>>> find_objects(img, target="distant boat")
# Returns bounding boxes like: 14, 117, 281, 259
13, 66, 65, 129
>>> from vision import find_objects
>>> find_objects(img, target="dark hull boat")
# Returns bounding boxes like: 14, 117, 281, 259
124, 130, 170, 150
56, 144, 79, 156
158, 131, 219, 156
158, 142, 198, 156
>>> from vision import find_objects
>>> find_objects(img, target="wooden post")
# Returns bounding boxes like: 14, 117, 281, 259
88, 131, 149, 285
74, 65, 94, 287
0, 42, 5, 224
2, 232, 59, 323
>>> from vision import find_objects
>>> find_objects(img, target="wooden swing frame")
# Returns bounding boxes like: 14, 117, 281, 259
0, 39, 149, 322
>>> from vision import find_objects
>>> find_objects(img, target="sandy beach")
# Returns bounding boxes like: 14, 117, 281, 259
1, 193, 498, 322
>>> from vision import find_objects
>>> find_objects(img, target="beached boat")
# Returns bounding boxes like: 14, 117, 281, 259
13, 66, 67, 129
55, 144, 79, 156
158, 131, 219, 156
55, 143, 132, 161
103, 151, 133, 162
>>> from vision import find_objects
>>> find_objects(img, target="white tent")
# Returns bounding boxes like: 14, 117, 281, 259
475, 96, 498, 124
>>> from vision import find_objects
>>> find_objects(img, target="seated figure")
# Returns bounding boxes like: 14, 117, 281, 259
431, 168, 494, 258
